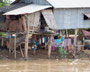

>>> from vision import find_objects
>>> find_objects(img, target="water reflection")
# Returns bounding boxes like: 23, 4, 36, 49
0, 59, 90, 72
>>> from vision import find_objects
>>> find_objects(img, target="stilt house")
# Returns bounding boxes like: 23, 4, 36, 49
0, 0, 90, 59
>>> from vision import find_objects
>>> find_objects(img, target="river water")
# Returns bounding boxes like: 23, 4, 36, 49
0, 59, 90, 72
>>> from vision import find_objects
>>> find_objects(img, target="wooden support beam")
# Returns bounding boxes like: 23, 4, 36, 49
48, 35, 52, 58
25, 15, 29, 59
20, 45, 24, 58
22, 16, 27, 31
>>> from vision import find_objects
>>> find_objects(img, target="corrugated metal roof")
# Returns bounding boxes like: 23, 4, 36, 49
3, 4, 51, 15
47, 0, 90, 8
0, 3, 28, 14
41, 10, 57, 30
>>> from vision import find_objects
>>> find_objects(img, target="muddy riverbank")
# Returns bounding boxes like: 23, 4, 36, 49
0, 49, 90, 72
0, 59, 90, 72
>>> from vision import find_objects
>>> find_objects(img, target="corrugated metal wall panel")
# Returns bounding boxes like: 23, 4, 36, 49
64, 9, 72, 29
84, 20, 90, 28
54, 8, 90, 29
77, 9, 84, 28
53, 9, 64, 29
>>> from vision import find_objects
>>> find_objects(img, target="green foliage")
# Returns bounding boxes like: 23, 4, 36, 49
58, 47, 67, 58
80, 54, 84, 58
0, 0, 11, 7
0, 32, 6, 37
0, 3, 3, 7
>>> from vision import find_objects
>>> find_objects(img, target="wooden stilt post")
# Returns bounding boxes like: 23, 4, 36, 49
25, 34, 29, 59
48, 35, 52, 58
14, 34, 16, 59
74, 29, 78, 52
25, 15, 29, 59
1, 38, 4, 47
20, 45, 24, 58
9, 34, 11, 53
22, 16, 27, 31
74, 29, 78, 46
66, 29, 68, 37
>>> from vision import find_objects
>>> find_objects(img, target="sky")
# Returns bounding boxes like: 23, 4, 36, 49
9, 0, 15, 3
10, 0, 15, 2
3, 0, 15, 3
10, 0, 15, 1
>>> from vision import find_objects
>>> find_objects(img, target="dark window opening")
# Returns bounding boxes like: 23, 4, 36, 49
84, 15, 90, 20
40, 13, 48, 30
10, 15, 21, 20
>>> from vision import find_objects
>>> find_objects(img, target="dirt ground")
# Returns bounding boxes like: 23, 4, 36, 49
0, 48, 89, 60
0, 49, 59, 60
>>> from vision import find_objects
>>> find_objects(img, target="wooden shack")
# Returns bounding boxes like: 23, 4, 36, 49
0, 0, 57, 59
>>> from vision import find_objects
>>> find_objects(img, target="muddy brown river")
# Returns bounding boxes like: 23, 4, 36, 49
0, 59, 90, 72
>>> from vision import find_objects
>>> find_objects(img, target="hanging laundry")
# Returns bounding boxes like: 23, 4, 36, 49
42, 37, 45, 43
30, 38, 34, 44
32, 46, 37, 50
61, 36, 65, 47
55, 39, 62, 44
54, 35, 65, 48
12, 34, 16, 38
54, 39, 61, 47
6, 41, 9, 48
61, 36, 64, 41
60, 36, 61, 39
35, 35, 37, 41
6, 33, 10, 38
36, 41, 38, 46
39, 36, 42, 44
45, 37, 48, 43
64, 38, 72, 49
